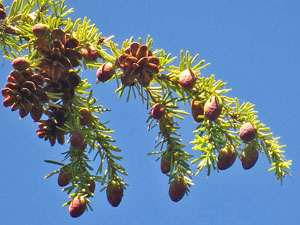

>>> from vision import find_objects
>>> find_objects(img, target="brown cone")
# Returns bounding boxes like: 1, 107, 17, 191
70, 131, 84, 148
12, 57, 30, 71
96, 62, 115, 82
160, 154, 171, 174
191, 99, 204, 123
58, 169, 72, 187
204, 96, 222, 121
33, 24, 50, 38
239, 122, 257, 142
69, 196, 86, 218
106, 180, 124, 207
217, 146, 237, 170
179, 68, 197, 89
169, 177, 187, 202
151, 103, 165, 119
241, 145, 259, 170
79, 108, 92, 126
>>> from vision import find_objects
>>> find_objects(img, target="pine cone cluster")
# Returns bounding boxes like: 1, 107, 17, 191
2, 59, 48, 120
35, 27, 82, 103
2, 24, 87, 146
116, 42, 160, 87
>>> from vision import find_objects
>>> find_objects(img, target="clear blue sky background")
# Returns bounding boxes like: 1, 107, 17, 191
0, 0, 299, 224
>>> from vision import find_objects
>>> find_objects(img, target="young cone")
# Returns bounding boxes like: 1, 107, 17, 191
12, 57, 30, 71
239, 122, 257, 142
70, 131, 84, 148
151, 103, 165, 119
178, 68, 197, 89
191, 99, 204, 123
106, 180, 124, 207
160, 154, 171, 174
58, 169, 72, 187
204, 96, 222, 121
79, 108, 92, 126
32, 24, 50, 38
88, 179, 96, 194
0, 8, 6, 20
169, 176, 187, 202
217, 145, 237, 170
241, 145, 259, 170
69, 196, 86, 218
96, 62, 115, 82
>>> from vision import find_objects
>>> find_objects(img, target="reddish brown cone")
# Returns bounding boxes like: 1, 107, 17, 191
0, 8, 6, 20
217, 146, 237, 170
151, 103, 165, 119
79, 108, 92, 126
12, 57, 30, 71
239, 122, 257, 142
191, 99, 204, 123
96, 62, 115, 82
160, 154, 171, 174
179, 68, 197, 89
82, 44, 99, 61
88, 179, 96, 194
70, 131, 84, 148
32, 24, 50, 38
106, 180, 124, 207
204, 96, 222, 121
69, 196, 86, 218
58, 169, 72, 187
241, 145, 259, 170
169, 177, 187, 202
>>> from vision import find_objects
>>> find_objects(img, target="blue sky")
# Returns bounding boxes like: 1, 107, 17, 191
0, 0, 299, 224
